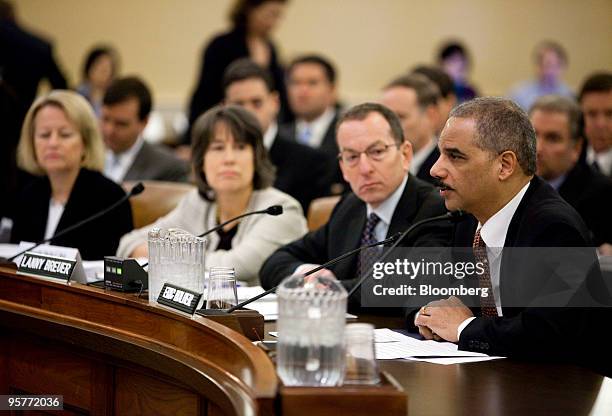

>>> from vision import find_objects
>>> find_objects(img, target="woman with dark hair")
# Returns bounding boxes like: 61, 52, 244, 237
117, 105, 307, 284
185, 0, 290, 144
76, 45, 119, 115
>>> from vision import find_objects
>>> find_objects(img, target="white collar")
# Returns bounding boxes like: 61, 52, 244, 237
296, 107, 336, 147
410, 137, 437, 174
478, 181, 530, 248
109, 135, 145, 162
263, 122, 278, 150
587, 145, 612, 176
366, 174, 408, 227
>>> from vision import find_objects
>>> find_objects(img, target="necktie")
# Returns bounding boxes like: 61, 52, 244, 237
298, 125, 313, 146
591, 160, 601, 173
357, 213, 382, 278
472, 229, 498, 317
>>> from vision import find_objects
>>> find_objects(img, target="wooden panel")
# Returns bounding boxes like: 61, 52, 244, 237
0, 267, 278, 416
7, 335, 91, 411
114, 368, 200, 416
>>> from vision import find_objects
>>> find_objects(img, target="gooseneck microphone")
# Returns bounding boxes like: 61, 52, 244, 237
221, 210, 466, 314
139, 205, 284, 269
222, 232, 402, 314
346, 210, 466, 298
7, 182, 145, 263
198, 205, 283, 238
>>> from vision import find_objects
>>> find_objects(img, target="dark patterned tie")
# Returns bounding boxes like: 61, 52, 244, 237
357, 213, 382, 277
472, 229, 498, 317
591, 160, 601, 173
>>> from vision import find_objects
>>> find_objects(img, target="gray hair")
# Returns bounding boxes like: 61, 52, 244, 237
450, 97, 536, 175
529, 95, 581, 141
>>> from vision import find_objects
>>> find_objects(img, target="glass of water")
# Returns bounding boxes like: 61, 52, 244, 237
206, 266, 238, 309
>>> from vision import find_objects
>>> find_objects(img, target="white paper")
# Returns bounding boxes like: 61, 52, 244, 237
373, 328, 505, 363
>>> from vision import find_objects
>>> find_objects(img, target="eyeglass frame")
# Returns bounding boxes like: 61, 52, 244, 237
337, 141, 401, 167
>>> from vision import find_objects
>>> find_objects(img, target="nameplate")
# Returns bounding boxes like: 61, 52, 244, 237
17, 252, 76, 282
157, 283, 202, 315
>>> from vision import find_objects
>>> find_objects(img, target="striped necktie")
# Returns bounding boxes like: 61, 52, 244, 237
473, 229, 498, 317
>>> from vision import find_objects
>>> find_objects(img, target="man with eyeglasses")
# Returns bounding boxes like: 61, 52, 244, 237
260, 102, 451, 308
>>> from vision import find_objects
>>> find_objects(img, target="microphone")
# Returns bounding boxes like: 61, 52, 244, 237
6, 182, 145, 263
218, 210, 466, 314
198, 205, 283, 238
346, 210, 466, 298
220, 232, 402, 314
139, 205, 284, 269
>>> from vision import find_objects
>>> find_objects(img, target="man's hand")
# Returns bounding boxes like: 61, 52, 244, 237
294, 263, 336, 282
130, 243, 148, 258
414, 296, 473, 343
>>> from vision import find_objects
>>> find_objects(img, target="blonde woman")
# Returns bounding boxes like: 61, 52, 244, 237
11, 90, 133, 259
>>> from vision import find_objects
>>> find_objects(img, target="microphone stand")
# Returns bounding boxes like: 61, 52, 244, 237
223, 211, 465, 314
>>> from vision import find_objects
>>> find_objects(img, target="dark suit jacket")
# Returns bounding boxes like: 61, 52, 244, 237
279, 110, 340, 159
0, 20, 67, 123
268, 132, 337, 213
452, 176, 611, 370
123, 141, 189, 183
558, 162, 612, 245
11, 168, 133, 260
185, 28, 290, 143
415, 146, 440, 185
260, 174, 451, 294
279, 111, 345, 194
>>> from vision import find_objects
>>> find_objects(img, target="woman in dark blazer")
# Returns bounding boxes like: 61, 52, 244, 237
11, 90, 133, 260
186, 0, 290, 143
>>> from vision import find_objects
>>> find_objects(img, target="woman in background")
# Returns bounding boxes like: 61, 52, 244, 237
185, 0, 290, 145
11, 90, 133, 259
76, 45, 119, 116
118, 105, 307, 285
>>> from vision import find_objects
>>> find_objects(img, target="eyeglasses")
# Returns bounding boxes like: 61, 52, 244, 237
337, 143, 399, 167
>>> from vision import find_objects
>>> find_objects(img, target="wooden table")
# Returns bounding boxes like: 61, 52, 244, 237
265, 317, 610, 416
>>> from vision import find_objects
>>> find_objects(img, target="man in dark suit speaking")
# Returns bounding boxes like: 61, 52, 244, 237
260, 102, 451, 302
415, 97, 611, 370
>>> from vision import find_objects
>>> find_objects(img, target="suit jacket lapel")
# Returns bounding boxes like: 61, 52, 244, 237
331, 196, 366, 279
123, 142, 148, 182
386, 175, 418, 241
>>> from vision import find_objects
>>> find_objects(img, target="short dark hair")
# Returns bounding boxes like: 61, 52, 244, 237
103, 76, 152, 121
82, 45, 119, 82
0, 0, 14, 20
191, 105, 275, 200
229, 0, 287, 31
450, 97, 536, 176
533, 40, 568, 66
438, 41, 469, 64
578, 71, 612, 102
384, 73, 441, 110
411, 65, 455, 99
529, 95, 581, 141
336, 102, 404, 146
288, 54, 336, 84
222, 58, 275, 93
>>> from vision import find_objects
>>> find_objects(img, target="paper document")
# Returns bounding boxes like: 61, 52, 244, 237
374, 328, 505, 364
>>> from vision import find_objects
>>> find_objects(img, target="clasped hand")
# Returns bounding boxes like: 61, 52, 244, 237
414, 296, 473, 343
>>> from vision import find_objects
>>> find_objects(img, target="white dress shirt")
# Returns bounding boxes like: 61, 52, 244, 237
409, 137, 437, 175
104, 136, 145, 183
366, 174, 408, 242
296, 107, 336, 148
586, 145, 612, 177
457, 181, 530, 339
263, 122, 278, 150
44, 199, 65, 240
